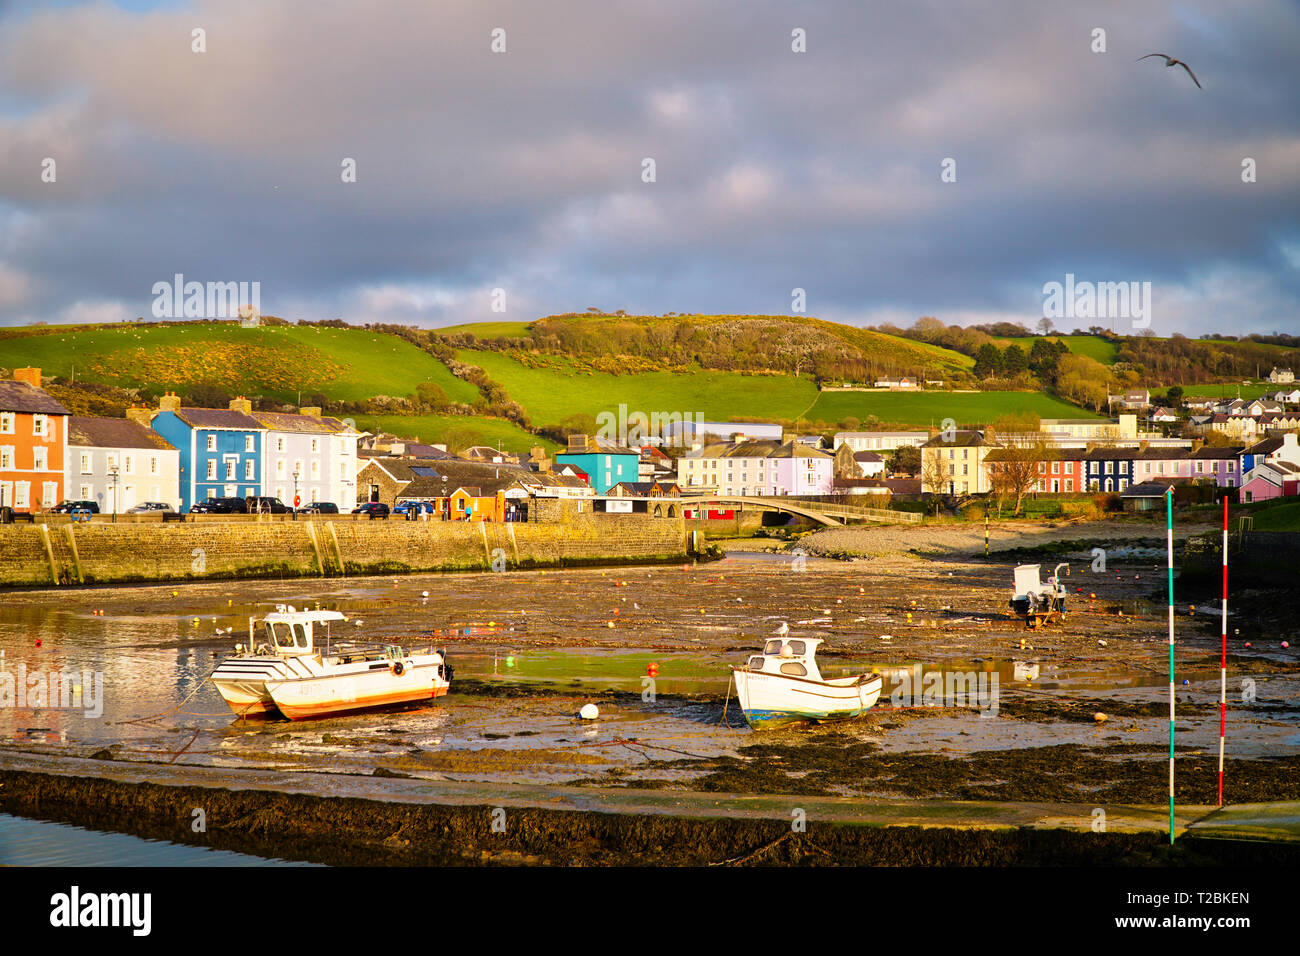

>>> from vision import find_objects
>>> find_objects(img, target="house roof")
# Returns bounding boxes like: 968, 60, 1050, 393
685, 439, 832, 460
172, 407, 262, 430
68, 415, 175, 451
1242, 437, 1284, 456
1188, 445, 1244, 459
852, 450, 884, 462
249, 411, 351, 434
0, 380, 69, 416
921, 430, 984, 448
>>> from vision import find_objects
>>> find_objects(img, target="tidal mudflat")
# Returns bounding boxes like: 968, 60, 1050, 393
2, 536, 1298, 863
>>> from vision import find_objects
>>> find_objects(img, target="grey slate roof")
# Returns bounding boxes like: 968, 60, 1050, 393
0, 380, 69, 415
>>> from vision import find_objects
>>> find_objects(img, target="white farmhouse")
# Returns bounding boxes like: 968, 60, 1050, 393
67, 415, 181, 512
252, 408, 359, 508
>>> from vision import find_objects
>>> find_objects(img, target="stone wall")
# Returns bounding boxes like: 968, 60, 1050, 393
0, 514, 687, 587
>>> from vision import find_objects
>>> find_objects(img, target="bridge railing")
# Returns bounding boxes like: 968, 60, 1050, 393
678, 494, 922, 524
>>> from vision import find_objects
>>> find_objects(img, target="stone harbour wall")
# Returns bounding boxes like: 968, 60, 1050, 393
0, 515, 688, 587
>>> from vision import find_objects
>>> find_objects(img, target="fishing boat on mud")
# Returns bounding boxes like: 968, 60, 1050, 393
731, 637, 882, 729
210, 605, 452, 720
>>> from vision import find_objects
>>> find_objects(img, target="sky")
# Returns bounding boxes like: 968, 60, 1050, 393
0, 0, 1297, 336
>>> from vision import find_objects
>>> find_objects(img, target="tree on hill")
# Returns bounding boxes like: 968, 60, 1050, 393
973, 343, 1003, 379
1002, 344, 1028, 377
1164, 385, 1184, 406
186, 384, 232, 408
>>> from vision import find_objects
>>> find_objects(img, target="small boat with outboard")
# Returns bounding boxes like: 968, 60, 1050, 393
210, 605, 452, 720
730, 636, 882, 728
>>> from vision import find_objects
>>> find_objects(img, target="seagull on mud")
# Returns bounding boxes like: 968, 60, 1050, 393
1138, 53, 1202, 89
773, 621, 789, 636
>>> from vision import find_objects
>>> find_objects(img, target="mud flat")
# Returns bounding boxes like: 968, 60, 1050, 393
2, 535, 1297, 865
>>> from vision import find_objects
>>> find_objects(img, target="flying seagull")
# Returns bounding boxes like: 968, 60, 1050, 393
1138, 53, 1202, 89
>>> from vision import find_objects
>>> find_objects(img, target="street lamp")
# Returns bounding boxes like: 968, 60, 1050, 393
107, 464, 119, 523
292, 467, 300, 521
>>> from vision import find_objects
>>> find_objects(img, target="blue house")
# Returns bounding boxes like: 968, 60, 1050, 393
1083, 448, 1136, 492
148, 396, 264, 510
555, 436, 640, 495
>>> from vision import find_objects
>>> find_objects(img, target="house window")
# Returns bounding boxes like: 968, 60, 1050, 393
310, 438, 319, 453
0, 413, 13, 434
207, 435, 217, 451
80, 484, 92, 499
311, 460, 320, 480
150, 456, 158, 475
0, 447, 12, 469
42, 482, 57, 507
245, 435, 255, 452
245, 459, 254, 480
32, 415, 46, 437
1066, 479, 1073, 492
33, 447, 47, 471
276, 437, 285, 452
206, 460, 217, 480
123, 454, 134, 474
225, 460, 235, 481
1105, 461, 1113, 474
14, 482, 29, 508
276, 460, 286, 479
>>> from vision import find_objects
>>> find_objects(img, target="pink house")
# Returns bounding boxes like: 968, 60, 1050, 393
1241, 460, 1300, 502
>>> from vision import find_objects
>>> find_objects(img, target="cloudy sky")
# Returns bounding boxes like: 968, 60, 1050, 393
0, 0, 1297, 336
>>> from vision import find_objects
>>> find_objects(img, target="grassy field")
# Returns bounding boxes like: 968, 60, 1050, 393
0, 322, 479, 405
435, 321, 533, 339
991, 334, 1119, 365
352, 414, 555, 455
1248, 501, 1300, 532
458, 349, 820, 426
805, 390, 1100, 427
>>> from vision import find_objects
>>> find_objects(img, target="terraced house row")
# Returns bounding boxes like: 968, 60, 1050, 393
0, 369, 357, 513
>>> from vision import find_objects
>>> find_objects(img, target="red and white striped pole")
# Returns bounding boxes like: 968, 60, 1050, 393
1218, 495, 1228, 805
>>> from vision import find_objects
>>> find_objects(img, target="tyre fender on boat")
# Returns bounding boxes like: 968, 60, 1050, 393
392, 661, 405, 677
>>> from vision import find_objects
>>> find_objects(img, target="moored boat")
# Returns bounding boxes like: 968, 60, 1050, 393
731, 636, 881, 729
210, 605, 451, 720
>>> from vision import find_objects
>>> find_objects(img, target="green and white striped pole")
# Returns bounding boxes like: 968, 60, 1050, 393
1166, 486, 1176, 844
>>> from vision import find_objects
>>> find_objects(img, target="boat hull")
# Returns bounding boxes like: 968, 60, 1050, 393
733, 668, 882, 729
266, 659, 448, 721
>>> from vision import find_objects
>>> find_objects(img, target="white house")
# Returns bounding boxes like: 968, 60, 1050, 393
1272, 389, 1300, 404
1268, 367, 1295, 384
834, 431, 929, 452
251, 408, 359, 508
677, 440, 834, 496
66, 415, 180, 512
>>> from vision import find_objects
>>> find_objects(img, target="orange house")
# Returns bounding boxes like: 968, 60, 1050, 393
447, 486, 508, 522
0, 368, 70, 512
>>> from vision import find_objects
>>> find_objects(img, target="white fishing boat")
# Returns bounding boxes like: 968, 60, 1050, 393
210, 605, 452, 720
731, 637, 882, 729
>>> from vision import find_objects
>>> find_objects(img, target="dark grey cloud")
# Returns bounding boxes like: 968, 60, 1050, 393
0, 0, 1296, 335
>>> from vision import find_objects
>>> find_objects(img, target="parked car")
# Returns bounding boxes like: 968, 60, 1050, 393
126, 502, 175, 514
246, 496, 291, 514
51, 500, 100, 514
296, 501, 339, 515
351, 502, 390, 519
393, 500, 435, 517
188, 497, 248, 514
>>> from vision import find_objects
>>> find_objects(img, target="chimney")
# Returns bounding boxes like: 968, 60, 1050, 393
159, 391, 182, 413
126, 406, 155, 427
299, 406, 321, 418
13, 367, 41, 389
228, 395, 253, 414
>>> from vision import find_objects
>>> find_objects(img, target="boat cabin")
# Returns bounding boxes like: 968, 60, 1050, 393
746, 637, 825, 682
258, 606, 346, 657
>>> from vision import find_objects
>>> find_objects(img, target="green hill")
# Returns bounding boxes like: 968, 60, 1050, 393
0, 322, 478, 404
806, 390, 1102, 427
458, 348, 819, 426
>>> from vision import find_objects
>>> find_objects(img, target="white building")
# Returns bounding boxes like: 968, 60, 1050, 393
662, 420, 784, 444
1268, 367, 1294, 384
677, 440, 834, 496
66, 415, 180, 512
833, 431, 929, 452
251, 408, 359, 508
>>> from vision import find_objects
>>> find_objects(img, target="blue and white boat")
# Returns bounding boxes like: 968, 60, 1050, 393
731, 637, 882, 729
